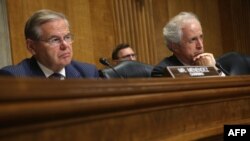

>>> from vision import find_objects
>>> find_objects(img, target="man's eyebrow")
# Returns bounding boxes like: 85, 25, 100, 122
47, 33, 71, 39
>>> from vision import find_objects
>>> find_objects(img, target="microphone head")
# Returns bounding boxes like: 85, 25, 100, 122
99, 57, 111, 67
99, 57, 123, 78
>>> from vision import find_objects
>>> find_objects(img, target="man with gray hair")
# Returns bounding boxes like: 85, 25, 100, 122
151, 12, 219, 77
0, 9, 99, 79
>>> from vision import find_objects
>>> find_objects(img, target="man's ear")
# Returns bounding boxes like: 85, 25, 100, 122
26, 39, 36, 55
170, 43, 179, 52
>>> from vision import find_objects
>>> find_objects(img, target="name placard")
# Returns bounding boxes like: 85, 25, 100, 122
165, 66, 220, 78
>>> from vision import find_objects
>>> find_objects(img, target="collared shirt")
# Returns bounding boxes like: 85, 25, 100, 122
37, 61, 66, 79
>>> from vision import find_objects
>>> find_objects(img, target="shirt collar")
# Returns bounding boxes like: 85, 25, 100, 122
37, 61, 66, 78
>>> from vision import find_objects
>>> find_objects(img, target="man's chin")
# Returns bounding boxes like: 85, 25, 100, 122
60, 59, 72, 66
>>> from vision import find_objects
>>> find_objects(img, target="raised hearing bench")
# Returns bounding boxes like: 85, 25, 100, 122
0, 76, 250, 141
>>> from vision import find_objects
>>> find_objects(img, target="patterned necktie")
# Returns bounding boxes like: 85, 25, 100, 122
48, 73, 63, 80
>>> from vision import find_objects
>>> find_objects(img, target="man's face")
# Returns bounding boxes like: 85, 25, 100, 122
117, 47, 136, 62
28, 19, 73, 71
174, 20, 204, 65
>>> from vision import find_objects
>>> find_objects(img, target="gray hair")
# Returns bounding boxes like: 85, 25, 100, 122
24, 9, 69, 40
163, 12, 200, 50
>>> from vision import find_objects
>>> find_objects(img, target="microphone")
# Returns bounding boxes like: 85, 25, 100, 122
215, 62, 229, 76
99, 57, 112, 68
99, 58, 123, 78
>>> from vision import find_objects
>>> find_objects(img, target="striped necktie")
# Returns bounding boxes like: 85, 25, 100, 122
49, 73, 64, 80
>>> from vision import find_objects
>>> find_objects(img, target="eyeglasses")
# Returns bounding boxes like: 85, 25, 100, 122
119, 54, 137, 60
38, 34, 74, 47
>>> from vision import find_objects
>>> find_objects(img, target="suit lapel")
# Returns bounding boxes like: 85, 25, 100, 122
29, 57, 46, 77
169, 55, 184, 66
65, 64, 83, 78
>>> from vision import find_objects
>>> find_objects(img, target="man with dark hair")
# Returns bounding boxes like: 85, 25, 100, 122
0, 9, 99, 79
112, 43, 137, 64
99, 43, 153, 78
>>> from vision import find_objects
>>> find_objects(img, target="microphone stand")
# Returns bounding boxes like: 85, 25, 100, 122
215, 62, 229, 76
99, 58, 124, 78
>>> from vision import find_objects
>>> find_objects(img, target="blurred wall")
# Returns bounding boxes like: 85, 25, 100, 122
0, 0, 12, 68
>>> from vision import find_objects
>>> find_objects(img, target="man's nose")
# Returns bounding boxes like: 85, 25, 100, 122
60, 40, 69, 49
129, 55, 136, 60
196, 38, 203, 49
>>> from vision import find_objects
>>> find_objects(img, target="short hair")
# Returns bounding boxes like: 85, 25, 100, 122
24, 9, 69, 40
163, 12, 200, 50
112, 43, 131, 60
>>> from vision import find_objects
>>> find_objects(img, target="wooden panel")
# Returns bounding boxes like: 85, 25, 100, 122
219, 0, 250, 55
89, 0, 116, 66
112, 0, 158, 64
1, 76, 250, 141
218, 0, 235, 53
66, 0, 94, 63
6, 0, 31, 62
151, 0, 169, 64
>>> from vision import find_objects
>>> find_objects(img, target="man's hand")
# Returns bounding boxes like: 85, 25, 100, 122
193, 53, 216, 67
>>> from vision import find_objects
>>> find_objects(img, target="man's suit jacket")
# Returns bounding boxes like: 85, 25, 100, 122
151, 55, 183, 77
0, 57, 99, 78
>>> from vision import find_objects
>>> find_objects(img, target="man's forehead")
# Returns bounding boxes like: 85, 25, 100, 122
119, 47, 134, 53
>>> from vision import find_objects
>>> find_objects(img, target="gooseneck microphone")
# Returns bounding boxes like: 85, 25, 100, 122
99, 58, 112, 67
99, 58, 123, 78
215, 62, 229, 76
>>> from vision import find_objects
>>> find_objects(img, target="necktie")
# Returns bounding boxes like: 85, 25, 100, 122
49, 73, 64, 80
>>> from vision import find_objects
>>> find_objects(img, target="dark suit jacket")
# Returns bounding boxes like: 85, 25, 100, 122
0, 57, 99, 78
151, 55, 183, 77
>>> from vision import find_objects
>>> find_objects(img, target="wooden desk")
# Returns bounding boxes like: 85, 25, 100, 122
0, 76, 250, 141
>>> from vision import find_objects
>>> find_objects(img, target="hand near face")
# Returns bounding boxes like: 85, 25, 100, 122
193, 53, 216, 67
